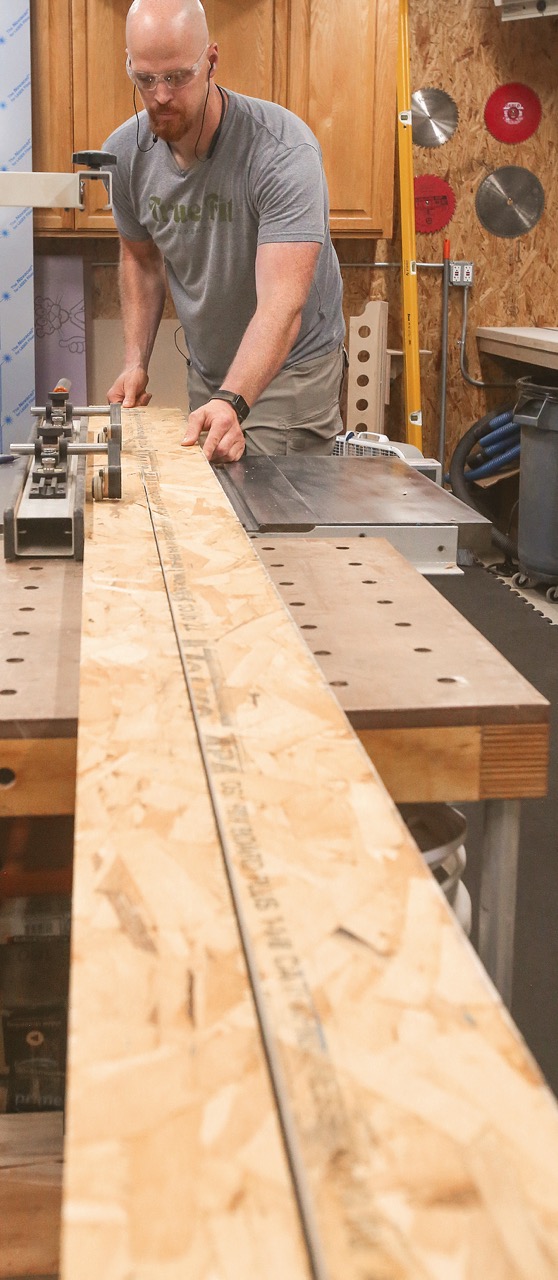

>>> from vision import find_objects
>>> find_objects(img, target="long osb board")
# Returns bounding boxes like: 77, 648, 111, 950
63, 408, 558, 1280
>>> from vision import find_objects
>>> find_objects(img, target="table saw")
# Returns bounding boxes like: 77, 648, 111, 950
214, 454, 491, 572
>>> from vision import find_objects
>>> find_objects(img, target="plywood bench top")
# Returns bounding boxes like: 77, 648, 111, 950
0, 558, 80, 816
258, 538, 548, 731
258, 538, 549, 804
0, 558, 81, 740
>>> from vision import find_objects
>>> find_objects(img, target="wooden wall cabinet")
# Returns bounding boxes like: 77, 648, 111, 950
30, 0, 74, 233
31, 0, 398, 237
31, 0, 134, 233
283, 0, 398, 236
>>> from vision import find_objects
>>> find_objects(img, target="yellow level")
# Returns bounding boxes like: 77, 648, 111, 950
396, 0, 423, 450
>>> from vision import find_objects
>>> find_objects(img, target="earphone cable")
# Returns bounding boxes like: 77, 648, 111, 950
133, 85, 157, 152
193, 74, 212, 160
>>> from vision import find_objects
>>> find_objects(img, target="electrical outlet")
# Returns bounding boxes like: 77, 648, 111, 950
450, 260, 475, 287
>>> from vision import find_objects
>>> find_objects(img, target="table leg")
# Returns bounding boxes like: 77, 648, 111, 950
478, 798, 521, 1007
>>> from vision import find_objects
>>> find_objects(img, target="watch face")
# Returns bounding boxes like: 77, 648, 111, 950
234, 396, 249, 422
213, 391, 249, 422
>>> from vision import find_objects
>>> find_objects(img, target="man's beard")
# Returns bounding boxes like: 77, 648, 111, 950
147, 105, 193, 142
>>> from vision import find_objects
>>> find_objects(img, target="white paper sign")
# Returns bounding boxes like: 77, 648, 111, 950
0, 4, 34, 452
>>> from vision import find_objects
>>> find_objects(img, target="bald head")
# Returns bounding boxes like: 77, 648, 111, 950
126, 0, 209, 64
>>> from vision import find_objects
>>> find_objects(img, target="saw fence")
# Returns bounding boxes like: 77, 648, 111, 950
2, 408, 558, 1279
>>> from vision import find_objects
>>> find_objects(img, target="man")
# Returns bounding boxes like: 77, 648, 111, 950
106, 0, 345, 462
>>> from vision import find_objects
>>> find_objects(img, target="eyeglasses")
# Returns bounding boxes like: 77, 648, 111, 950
126, 43, 208, 92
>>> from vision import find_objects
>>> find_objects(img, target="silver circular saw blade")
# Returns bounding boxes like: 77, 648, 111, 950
475, 166, 545, 238
411, 88, 459, 148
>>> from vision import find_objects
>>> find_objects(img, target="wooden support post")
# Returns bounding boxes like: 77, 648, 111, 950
346, 300, 388, 436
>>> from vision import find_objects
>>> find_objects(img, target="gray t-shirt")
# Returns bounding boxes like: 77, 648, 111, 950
104, 90, 345, 389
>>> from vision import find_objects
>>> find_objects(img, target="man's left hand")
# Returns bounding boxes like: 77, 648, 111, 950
182, 400, 246, 462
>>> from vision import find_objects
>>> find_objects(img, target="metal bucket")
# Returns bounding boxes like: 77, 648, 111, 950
398, 802, 472, 934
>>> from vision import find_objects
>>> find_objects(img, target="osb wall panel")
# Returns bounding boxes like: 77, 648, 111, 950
337, 0, 558, 464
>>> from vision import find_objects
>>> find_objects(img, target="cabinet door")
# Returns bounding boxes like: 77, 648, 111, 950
204, 0, 283, 101
30, 0, 74, 232
285, 0, 398, 236
30, 0, 396, 238
71, 0, 134, 232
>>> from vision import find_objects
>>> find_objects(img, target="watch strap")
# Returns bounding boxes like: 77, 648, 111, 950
210, 390, 250, 424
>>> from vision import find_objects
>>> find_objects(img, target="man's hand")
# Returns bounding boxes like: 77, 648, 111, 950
107, 364, 152, 408
182, 399, 246, 462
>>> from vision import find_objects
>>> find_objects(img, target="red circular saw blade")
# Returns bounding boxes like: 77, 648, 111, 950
414, 174, 456, 233
484, 83, 541, 143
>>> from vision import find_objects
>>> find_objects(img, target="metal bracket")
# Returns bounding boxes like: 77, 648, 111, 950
5, 391, 122, 560
0, 152, 116, 210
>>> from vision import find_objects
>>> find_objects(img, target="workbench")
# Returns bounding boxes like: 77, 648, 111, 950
0, 510, 546, 1003
1, 408, 557, 1280
476, 325, 558, 372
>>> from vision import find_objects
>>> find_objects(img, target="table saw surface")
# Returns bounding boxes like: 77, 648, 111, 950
215, 454, 491, 560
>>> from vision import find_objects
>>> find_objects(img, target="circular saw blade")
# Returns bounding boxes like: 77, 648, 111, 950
411, 88, 459, 148
475, 166, 544, 238
414, 174, 456, 233
484, 83, 542, 143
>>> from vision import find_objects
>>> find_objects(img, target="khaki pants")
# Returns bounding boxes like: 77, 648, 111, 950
187, 344, 345, 456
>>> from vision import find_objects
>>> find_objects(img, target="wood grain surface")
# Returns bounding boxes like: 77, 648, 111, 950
62, 408, 558, 1280
0, 1112, 63, 1279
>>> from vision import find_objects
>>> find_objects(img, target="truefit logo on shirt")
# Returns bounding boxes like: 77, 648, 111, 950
149, 193, 233, 225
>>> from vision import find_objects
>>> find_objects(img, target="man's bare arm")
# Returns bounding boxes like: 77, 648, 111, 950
223, 240, 321, 405
182, 240, 321, 461
107, 236, 167, 407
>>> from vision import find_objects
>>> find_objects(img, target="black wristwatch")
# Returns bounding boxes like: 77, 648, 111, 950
210, 389, 250, 424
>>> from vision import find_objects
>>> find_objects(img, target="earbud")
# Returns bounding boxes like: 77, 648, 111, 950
208, 61, 214, 78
